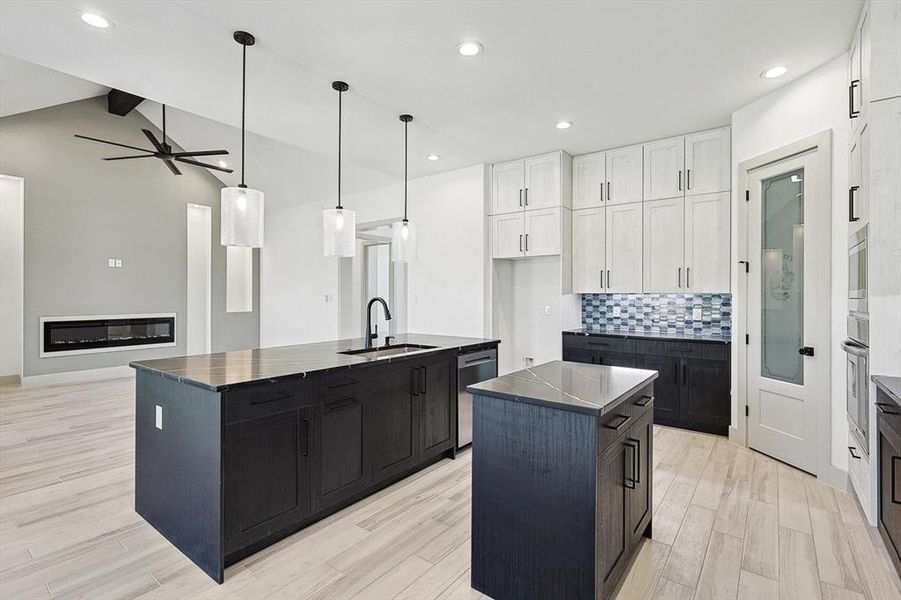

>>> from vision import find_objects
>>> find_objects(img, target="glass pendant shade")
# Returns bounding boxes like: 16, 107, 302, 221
323, 207, 356, 257
391, 220, 418, 262
221, 186, 264, 247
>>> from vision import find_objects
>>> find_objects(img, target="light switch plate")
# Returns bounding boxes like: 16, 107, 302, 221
115, 259, 122, 268
544, 305, 551, 316
612, 306, 621, 317
693, 307, 702, 320
107, 258, 116, 268
155, 405, 163, 429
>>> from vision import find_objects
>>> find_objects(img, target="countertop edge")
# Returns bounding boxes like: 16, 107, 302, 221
563, 329, 731, 344
872, 375, 901, 407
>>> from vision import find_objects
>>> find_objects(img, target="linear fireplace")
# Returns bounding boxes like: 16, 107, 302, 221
40, 313, 176, 357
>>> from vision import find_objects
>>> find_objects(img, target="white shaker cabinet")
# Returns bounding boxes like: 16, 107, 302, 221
524, 153, 561, 210
491, 213, 526, 259
605, 202, 643, 292
606, 145, 643, 205
572, 153, 605, 209
643, 136, 685, 201
684, 192, 730, 292
524, 207, 562, 257
685, 128, 730, 196
572, 208, 605, 292
492, 160, 525, 215
849, 124, 870, 230
643, 197, 685, 292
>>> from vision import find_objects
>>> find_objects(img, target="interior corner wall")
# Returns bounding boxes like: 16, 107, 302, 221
730, 54, 850, 471
259, 164, 486, 348
0, 96, 260, 376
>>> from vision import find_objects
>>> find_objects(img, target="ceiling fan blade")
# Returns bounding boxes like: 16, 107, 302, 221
74, 134, 154, 153
169, 149, 229, 158
174, 157, 234, 173
103, 153, 157, 161
163, 160, 182, 176
141, 129, 167, 153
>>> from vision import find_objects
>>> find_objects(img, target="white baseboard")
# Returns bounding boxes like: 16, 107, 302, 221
21, 365, 134, 387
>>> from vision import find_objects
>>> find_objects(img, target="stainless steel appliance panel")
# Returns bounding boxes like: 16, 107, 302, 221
842, 338, 869, 453
848, 225, 868, 313
457, 349, 498, 448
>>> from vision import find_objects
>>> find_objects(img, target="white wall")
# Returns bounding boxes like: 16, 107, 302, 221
731, 55, 849, 471
186, 203, 211, 355
0, 175, 24, 378
260, 164, 487, 347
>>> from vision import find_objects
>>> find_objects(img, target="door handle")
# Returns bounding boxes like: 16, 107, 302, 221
634, 395, 653, 407
799, 346, 815, 357
519, 234, 523, 252
686, 267, 690, 288
301, 418, 310, 457
420, 366, 427, 395
600, 270, 604, 289
524, 187, 529, 206
600, 182, 604, 202
849, 186, 860, 222
892, 456, 901, 505
519, 189, 523, 207
678, 170, 682, 191
607, 270, 611, 288
525, 233, 529, 252
607, 181, 611, 201
326, 397, 358, 411
678, 267, 682, 288
876, 401, 900, 415
627, 438, 640, 484
604, 414, 632, 431
250, 393, 292, 406
687, 169, 691, 190
624, 441, 637, 489
849, 79, 860, 118
848, 446, 861, 459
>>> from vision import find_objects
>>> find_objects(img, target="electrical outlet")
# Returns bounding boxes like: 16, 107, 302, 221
544, 305, 551, 316
155, 405, 163, 429
107, 258, 116, 268
612, 306, 621, 317
523, 356, 534, 368
115, 259, 122, 268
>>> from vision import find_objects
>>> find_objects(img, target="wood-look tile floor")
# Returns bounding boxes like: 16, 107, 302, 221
1, 378, 900, 600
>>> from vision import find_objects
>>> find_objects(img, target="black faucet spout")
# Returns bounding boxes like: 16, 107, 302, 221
366, 297, 392, 349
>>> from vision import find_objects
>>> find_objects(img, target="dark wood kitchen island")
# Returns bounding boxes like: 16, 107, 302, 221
467, 361, 657, 600
129, 333, 498, 583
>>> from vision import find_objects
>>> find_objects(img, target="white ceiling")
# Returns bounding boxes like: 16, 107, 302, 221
0, 54, 107, 117
0, 0, 861, 180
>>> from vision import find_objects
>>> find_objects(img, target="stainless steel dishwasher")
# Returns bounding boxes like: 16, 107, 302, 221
457, 348, 498, 448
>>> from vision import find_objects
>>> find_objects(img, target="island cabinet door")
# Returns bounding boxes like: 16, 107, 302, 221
368, 363, 421, 482
314, 393, 371, 512
223, 407, 313, 554
627, 409, 653, 548
418, 354, 456, 461
598, 434, 632, 596
637, 354, 681, 423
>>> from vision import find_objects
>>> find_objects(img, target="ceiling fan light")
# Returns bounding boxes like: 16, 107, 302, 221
221, 186, 264, 247
391, 220, 418, 263
323, 207, 356, 257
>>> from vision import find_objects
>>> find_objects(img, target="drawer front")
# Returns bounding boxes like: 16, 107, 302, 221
598, 386, 653, 452
628, 385, 655, 420
848, 421, 870, 510
225, 380, 308, 424
567, 334, 636, 354
322, 370, 369, 400
635, 340, 698, 357
703, 343, 730, 361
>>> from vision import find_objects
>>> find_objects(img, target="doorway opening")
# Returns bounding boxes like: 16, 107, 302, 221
186, 203, 212, 355
0, 174, 24, 383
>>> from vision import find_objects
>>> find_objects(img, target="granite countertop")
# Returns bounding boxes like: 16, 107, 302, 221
130, 333, 499, 392
872, 375, 901, 406
564, 327, 731, 344
467, 361, 657, 416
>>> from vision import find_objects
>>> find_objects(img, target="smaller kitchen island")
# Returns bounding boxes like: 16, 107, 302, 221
468, 361, 657, 600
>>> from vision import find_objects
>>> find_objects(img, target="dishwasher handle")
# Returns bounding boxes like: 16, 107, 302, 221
458, 349, 498, 369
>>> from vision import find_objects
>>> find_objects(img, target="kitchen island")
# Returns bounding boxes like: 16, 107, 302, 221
468, 361, 657, 600
130, 333, 497, 582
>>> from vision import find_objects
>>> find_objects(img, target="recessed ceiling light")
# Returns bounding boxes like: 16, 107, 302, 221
218, 160, 228, 168
761, 65, 787, 79
80, 12, 111, 28
457, 41, 483, 57
555, 121, 573, 130
427, 154, 440, 161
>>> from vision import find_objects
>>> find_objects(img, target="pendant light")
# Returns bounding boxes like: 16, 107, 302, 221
391, 114, 418, 262
323, 81, 356, 257
221, 30, 264, 248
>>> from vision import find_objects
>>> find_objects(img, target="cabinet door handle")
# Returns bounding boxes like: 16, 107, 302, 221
301, 418, 310, 457
687, 169, 691, 190
849, 186, 860, 222
524, 187, 529, 206
678, 267, 682, 288
634, 395, 653, 407
607, 270, 611, 288
627, 437, 641, 484
420, 367, 427, 395
412, 367, 419, 396
600, 182, 604, 203
876, 401, 900, 415
604, 414, 632, 431
519, 234, 523, 252
326, 397, 357, 412
624, 440, 637, 489
525, 233, 529, 251
678, 170, 682, 191
848, 445, 861, 459
607, 181, 611, 201
892, 456, 901, 505
250, 393, 291, 406
600, 270, 604, 289
519, 189, 523, 207
849, 79, 860, 118
686, 267, 690, 288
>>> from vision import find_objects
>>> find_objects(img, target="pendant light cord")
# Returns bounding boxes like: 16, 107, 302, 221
240, 42, 247, 188
337, 88, 343, 209
403, 119, 408, 222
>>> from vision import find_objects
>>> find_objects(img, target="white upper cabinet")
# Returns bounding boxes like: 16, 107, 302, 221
643, 136, 685, 201
684, 192, 730, 292
643, 197, 685, 292
605, 202, 643, 293
572, 208, 605, 292
492, 160, 525, 215
491, 213, 526, 259
524, 153, 562, 210
849, 123, 870, 230
525, 207, 561, 257
606, 145, 643, 205
572, 153, 605, 209
685, 128, 730, 196
870, 0, 900, 103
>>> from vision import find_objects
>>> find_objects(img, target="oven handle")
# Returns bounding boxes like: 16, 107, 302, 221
841, 340, 868, 357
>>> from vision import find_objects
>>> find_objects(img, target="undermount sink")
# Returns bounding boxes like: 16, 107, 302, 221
338, 343, 437, 359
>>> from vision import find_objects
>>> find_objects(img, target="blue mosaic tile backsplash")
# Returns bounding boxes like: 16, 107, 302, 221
581, 294, 732, 336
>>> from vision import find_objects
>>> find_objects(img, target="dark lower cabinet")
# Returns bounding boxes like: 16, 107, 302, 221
599, 435, 630, 591
315, 394, 369, 510
418, 354, 456, 460
369, 363, 420, 481
565, 333, 730, 435
628, 409, 653, 548
877, 386, 901, 574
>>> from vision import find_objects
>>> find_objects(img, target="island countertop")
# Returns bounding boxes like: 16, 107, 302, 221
467, 360, 657, 416
130, 333, 498, 392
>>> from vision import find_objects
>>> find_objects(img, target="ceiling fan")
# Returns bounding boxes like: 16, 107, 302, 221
74, 104, 234, 176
